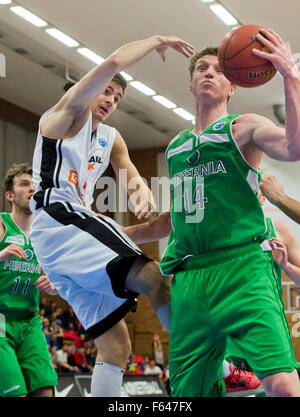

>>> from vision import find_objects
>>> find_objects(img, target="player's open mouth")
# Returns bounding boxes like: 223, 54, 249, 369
98, 106, 108, 114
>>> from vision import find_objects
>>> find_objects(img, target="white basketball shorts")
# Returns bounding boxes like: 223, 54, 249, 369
30, 201, 148, 338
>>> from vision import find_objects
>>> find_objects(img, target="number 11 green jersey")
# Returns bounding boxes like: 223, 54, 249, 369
160, 114, 269, 275
0, 213, 41, 316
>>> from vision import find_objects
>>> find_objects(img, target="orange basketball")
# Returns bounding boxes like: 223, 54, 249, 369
218, 24, 277, 88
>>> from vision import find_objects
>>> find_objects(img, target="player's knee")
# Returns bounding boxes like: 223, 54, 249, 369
94, 334, 132, 367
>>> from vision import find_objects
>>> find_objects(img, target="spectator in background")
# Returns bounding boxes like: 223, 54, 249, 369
56, 343, 78, 374
144, 357, 162, 376
153, 334, 165, 370
55, 307, 64, 327
75, 333, 88, 349
40, 307, 46, 322
61, 307, 78, 330
49, 334, 60, 351
64, 322, 79, 342
42, 318, 52, 344
140, 355, 150, 373
73, 347, 93, 373
45, 301, 57, 318
50, 346, 59, 371
50, 319, 64, 349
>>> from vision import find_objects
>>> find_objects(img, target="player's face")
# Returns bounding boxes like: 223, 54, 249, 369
190, 55, 235, 103
91, 81, 123, 122
6, 174, 34, 214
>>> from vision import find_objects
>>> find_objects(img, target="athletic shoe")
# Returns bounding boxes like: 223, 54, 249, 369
224, 363, 261, 393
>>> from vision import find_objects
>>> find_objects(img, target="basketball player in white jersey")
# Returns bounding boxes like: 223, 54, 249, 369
29, 35, 193, 397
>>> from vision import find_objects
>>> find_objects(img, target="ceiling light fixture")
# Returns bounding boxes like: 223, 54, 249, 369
209, 4, 238, 25
46, 28, 79, 47
130, 81, 156, 96
10, 6, 47, 27
153, 95, 176, 109
173, 108, 195, 121
77, 48, 104, 65
120, 71, 133, 81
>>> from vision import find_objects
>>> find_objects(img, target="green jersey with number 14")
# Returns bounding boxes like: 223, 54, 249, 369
160, 114, 269, 275
0, 213, 41, 315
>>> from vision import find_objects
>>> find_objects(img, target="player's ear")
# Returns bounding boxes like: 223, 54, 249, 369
228, 83, 236, 98
5, 190, 13, 203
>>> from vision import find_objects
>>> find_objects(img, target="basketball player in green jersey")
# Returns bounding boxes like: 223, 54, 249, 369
126, 28, 300, 396
0, 163, 58, 397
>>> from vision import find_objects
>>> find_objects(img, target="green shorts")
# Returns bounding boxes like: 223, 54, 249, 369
169, 242, 296, 397
0, 313, 58, 397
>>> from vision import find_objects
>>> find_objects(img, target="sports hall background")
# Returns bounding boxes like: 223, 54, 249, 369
0, 0, 300, 363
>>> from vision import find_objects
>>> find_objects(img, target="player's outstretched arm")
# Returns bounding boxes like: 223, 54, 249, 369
41, 35, 193, 140
250, 28, 300, 160
260, 174, 300, 225
110, 131, 158, 222
123, 210, 171, 244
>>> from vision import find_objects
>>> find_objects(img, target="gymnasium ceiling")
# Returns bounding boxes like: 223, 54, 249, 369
0, 0, 299, 155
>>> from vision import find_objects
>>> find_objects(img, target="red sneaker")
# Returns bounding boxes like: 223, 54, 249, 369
224, 363, 261, 393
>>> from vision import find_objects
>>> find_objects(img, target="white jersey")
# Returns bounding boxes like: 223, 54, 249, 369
31, 110, 116, 211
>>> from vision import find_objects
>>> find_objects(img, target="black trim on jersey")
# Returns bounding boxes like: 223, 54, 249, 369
85, 298, 138, 339
44, 202, 141, 258
33, 137, 63, 209
55, 140, 63, 188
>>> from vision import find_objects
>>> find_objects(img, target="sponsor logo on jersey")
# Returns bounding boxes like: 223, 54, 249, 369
170, 160, 227, 185
5, 235, 25, 246
88, 155, 103, 171
187, 149, 201, 165
3, 260, 41, 274
213, 122, 225, 130
98, 138, 107, 147
68, 169, 79, 187
24, 248, 34, 261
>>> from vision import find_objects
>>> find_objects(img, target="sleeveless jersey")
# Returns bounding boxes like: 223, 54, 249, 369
160, 114, 269, 275
31, 110, 116, 211
0, 213, 42, 315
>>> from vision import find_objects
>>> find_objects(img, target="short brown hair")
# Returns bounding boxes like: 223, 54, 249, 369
189, 46, 219, 79
4, 163, 32, 193
112, 73, 128, 96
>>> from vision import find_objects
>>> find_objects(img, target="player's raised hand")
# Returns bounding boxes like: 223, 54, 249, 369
253, 28, 298, 77
35, 275, 58, 295
156, 36, 194, 62
0, 244, 27, 262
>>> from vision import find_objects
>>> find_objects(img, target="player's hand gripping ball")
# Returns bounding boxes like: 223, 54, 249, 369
218, 24, 277, 87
